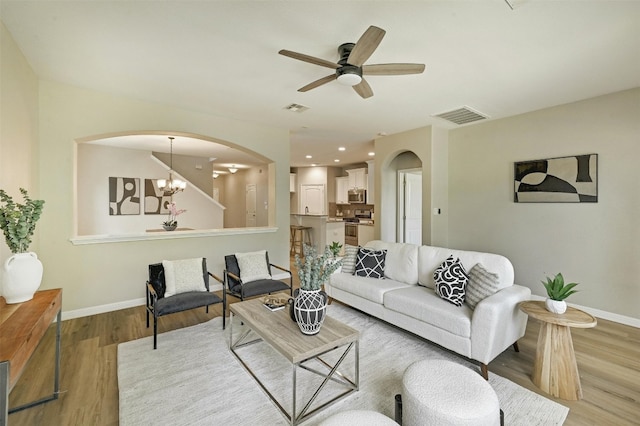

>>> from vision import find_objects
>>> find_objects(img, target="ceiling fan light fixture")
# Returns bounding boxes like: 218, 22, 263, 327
337, 71, 362, 86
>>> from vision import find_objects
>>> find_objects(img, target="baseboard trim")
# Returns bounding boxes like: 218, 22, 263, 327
530, 295, 639, 328
62, 298, 145, 321
61, 294, 639, 328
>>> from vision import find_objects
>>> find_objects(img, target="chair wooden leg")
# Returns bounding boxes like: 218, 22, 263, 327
480, 363, 489, 380
512, 341, 520, 352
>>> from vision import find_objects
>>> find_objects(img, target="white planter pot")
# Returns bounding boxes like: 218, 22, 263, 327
545, 298, 567, 314
2, 252, 43, 304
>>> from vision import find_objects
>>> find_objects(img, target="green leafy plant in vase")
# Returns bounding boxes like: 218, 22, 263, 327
0, 188, 45, 303
542, 273, 578, 314
292, 244, 342, 335
328, 241, 343, 258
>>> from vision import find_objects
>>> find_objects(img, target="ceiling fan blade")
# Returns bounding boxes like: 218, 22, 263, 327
347, 26, 386, 67
298, 74, 337, 92
353, 78, 373, 99
363, 63, 426, 75
278, 49, 339, 69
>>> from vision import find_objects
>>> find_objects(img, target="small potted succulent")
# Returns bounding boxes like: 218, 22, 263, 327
328, 241, 343, 258
542, 273, 579, 314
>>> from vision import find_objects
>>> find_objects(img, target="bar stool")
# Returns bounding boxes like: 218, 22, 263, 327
290, 225, 312, 256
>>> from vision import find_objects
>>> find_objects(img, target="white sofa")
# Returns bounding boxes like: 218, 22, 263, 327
325, 240, 531, 379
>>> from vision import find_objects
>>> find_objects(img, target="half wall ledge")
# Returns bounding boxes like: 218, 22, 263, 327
70, 226, 278, 245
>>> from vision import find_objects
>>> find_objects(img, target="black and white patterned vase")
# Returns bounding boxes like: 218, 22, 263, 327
293, 289, 328, 335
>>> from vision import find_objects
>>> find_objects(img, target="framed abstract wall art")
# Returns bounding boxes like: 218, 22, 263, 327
514, 154, 598, 203
109, 177, 140, 215
144, 179, 171, 214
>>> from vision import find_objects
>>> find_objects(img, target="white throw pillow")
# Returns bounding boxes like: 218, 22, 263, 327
162, 258, 206, 297
235, 250, 271, 282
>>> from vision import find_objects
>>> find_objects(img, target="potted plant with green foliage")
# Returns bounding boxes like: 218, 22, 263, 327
292, 244, 342, 335
328, 241, 343, 258
542, 273, 579, 314
0, 188, 45, 303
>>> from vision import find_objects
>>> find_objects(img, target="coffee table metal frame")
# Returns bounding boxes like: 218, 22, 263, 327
229, 299, 359, 426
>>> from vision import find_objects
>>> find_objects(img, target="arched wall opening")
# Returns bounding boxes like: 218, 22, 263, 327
74, 130, 275, 239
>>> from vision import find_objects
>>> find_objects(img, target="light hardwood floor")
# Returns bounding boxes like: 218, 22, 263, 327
8, 283, 640, 426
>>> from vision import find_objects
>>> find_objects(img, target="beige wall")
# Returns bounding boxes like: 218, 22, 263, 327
448, 89, 640, 320
30, 80, 289, 313
0, 22, 40, 268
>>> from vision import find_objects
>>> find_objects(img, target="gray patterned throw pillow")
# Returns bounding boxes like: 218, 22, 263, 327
354, 247, 386, 279
341, 245, 359, 274
465, 263, 500, 310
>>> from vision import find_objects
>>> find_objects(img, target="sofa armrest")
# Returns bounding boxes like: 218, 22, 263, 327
470, 284, 531, 365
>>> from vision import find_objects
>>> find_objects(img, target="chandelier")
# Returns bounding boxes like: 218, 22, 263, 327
157, 136, 186, 196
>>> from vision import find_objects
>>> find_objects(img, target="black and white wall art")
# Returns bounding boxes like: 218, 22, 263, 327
109, 177, 140, 215
514, 154, 598, 203
144, 179, 170, 214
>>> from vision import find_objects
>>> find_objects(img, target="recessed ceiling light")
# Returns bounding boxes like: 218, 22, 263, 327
368, 152, 375, 156
311, 163, 317, 167
338, 147, 346, 151
334, 159, 340, 163
305, 155, 312, 159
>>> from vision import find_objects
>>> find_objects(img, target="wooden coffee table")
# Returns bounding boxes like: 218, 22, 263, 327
229, 293, 359, 425
519, 300, 597, 400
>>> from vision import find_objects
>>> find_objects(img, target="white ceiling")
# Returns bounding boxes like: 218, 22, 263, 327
2, 1, 639, 168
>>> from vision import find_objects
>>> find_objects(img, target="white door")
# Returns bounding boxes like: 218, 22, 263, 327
300, 184, 325, 215
398, 170, 422, 244
246, 184, 257, 226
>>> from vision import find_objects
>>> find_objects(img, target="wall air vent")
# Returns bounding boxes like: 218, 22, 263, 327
433, 106, 489, 125
283, 103, 310, 113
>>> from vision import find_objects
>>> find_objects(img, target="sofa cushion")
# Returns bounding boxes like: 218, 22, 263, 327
365, 240, 419, 285
354, 247, 386, 279
330, 272, 410, 304
384, 286, 472, 338
418, 245, 514, 290
434, 256, 468, 307
341, 244, 359, 275
465, 263, 501, 310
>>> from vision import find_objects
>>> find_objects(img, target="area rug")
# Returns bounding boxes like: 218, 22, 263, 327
118, 304, 569, 425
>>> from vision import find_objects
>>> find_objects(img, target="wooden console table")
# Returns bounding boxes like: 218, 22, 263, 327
0, 289, 62, 426
519, 300, 596, 400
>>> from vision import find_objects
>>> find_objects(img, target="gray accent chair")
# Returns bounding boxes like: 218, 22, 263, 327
146, 258, 226, 349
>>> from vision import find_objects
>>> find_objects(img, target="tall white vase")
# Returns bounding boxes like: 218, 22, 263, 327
2, 252, 43, 304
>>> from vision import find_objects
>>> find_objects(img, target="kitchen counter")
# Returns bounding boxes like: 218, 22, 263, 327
291, 214, 343, 253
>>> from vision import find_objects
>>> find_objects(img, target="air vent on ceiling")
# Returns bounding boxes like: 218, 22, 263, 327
283, 103, 310, 113
433, 106, 489, 125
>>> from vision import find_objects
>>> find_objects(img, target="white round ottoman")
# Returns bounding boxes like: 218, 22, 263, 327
402, 359, 500, 426
318, 409, 399, 425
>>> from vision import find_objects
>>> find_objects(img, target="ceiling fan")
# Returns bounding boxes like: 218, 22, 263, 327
279, 25, 425, 99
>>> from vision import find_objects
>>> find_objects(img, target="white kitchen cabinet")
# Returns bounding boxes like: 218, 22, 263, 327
358, 224, 375, 246
299, 184, 325, 214
346, 168, 367, 190
335, 176, 350, 204
290, 173, 296, 192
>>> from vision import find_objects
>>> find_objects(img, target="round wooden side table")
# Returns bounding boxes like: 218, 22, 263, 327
519, 300, 597, 400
